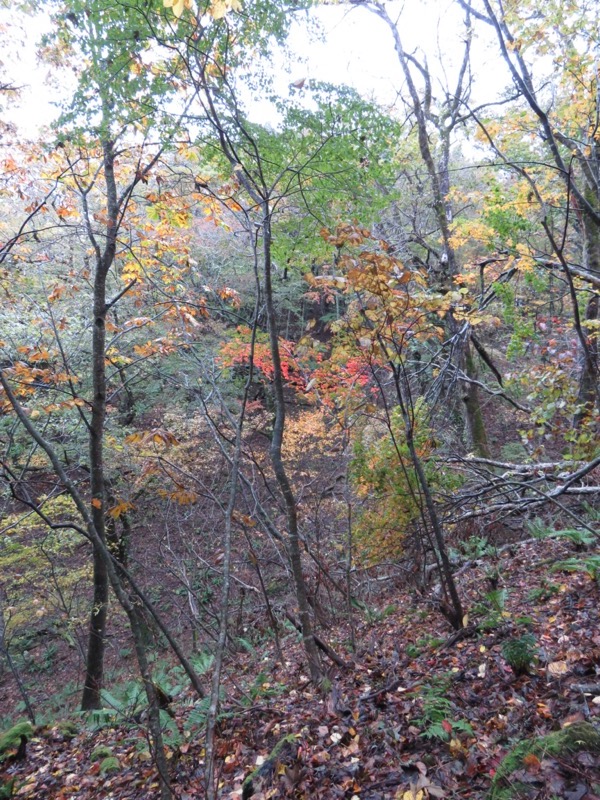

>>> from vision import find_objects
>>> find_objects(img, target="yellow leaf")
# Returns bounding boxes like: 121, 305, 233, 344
173, 0, 185, 17
399, 790, 424, 800
210, 0, 228, 19
547, 661, 569, 677
449, 737, 467, 757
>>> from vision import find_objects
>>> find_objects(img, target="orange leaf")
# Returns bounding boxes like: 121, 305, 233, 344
108, 501, 135, 519
91, 498, 102, 509
523, 753, 541, 772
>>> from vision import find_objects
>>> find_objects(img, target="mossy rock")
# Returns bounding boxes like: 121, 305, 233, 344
56, 720, 79, 740
0, 722, 33, 763
99, 756, 120, 775
90, 745, 113, 762
489, 722, 600, 799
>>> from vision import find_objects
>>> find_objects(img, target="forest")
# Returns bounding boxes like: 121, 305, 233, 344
0, 0, 599, 797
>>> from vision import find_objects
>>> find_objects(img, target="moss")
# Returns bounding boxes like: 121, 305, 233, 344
242, 734, 298, 797
56, 720, 79, 739
91, 745, 113, 762
489, 722, 600, 799
0, 722, 33, 763
0, 523, 91, 635
0, 777, 16, 799
2, 495, 78, 537
100, 756, 120, 775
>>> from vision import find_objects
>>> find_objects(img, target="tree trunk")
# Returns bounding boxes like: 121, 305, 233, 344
464, 345, 491, 457
205, 396, 245, 798
262, 206, 323, 684
574, 210, 600, 428
391, 365, 465, 630
80, 268, 109, 708
81, 138, 118, 710
127, 604, 172, 800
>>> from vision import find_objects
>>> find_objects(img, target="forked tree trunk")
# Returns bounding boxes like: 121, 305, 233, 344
191, 51, 326, 684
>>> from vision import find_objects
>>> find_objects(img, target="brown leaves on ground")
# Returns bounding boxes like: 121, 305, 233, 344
3, 537, 600, 799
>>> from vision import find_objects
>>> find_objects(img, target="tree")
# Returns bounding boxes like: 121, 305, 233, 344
0, 0, 214, 793
462, 0, 600, 430
316, 223, 466, 627
350, 0, 491, 458
42, 0, 182, 711
0, 102, 217, 800
148, 0, 405, 681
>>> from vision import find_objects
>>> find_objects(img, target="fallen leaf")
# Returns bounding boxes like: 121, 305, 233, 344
428, 786, 447, 798
547, 661, 569, 677
523, 753, 541, 772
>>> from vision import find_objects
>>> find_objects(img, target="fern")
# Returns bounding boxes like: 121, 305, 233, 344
502, 634, 537, 676
159, 711, 182, 748
412, 678, 473, 741
190, 651, 214, 675
550, 529, 596, 549
552, 555, 600, 582
186, 698, 211, 731
527, 519, 597, 549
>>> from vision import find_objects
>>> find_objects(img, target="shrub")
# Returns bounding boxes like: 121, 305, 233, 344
351, 400, 460, 562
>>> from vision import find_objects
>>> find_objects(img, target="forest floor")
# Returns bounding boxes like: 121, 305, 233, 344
2, 535, 600, 799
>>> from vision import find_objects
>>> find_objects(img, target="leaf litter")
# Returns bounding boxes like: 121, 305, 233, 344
2, 536, 600, 798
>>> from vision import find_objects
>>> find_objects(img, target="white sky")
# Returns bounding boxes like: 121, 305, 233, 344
256, 1, 509, 123
0, 0, 510, 137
